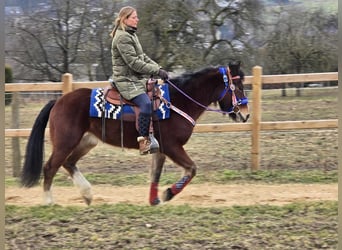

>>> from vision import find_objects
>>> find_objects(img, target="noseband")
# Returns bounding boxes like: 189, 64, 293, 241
218, 66, 249, 114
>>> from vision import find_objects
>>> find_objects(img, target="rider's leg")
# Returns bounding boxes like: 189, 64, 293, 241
131, 94, 159, 155
137, 112, 152, 154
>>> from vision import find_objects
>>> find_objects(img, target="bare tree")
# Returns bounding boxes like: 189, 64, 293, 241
261, 8, 337, 74
134, 0, 201, 71
76, 0, 122, 80
6, 0, 92, 81
6, 0, 264, 80
196, 0, 263, 64
135, 0, 263, 72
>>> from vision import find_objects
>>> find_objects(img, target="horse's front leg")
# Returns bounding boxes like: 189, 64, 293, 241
162, 147, 197, 203
149, 152, 166, 205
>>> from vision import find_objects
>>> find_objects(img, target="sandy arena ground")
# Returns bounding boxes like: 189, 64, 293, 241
5, 183, 337, 207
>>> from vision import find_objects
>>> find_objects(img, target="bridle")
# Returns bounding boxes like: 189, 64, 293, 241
218, 66, 249, 113
162, 66, 249, 126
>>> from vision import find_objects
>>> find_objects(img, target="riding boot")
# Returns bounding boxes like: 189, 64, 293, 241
137, 113, 159, 155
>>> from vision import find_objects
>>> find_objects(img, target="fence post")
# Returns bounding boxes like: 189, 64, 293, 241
62, 73, 73, 95
11, 92, 21, 177
251, 66, 262, 171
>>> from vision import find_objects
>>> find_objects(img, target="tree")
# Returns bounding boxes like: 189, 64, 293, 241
134, 0, 202, 71
260, 8, 337, 74
6, 0, 93, 81
196, 0, 263, 65
6, 0, 264, 79
135, 0, 263, 72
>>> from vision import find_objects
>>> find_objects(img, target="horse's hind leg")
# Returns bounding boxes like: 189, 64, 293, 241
43, 134, 96, 205
43, 150, 71, 205
62, 133, 98, 205
149, 152, 166, 205
162, 147, 197, 203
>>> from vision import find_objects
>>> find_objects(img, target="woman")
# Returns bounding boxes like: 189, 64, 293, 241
110, 6, 169, 155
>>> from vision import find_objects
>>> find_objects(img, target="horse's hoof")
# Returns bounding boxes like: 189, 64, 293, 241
83, 196, 92, 206
150, 197, 161, 206
44, 201, 54, 206
162, 188, 174, 202
43, 191, 54, 205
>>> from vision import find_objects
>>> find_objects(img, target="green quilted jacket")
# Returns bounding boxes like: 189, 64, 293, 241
111, 26, 160, 100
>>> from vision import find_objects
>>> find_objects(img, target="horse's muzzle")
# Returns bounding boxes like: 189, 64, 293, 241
237, 105, 250, 123
238, 112, 250, 123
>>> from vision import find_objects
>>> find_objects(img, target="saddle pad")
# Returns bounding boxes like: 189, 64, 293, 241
89, 84, 170, 120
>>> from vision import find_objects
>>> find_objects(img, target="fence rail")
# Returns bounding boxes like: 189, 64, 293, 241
5, 72, 338, 92
5, 68, 338, 170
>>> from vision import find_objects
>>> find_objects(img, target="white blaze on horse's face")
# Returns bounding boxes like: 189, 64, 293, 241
237, 104, 250, 123
236, 85, 250, 122
228, 102, 250, 123
226, 79, 250, 123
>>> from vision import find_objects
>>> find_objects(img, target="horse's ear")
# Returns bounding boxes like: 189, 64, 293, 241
228, 60, 241, 68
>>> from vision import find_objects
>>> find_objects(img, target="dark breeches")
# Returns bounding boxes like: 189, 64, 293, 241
131, 93, 152, 115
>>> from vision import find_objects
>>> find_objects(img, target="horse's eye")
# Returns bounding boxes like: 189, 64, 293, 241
235, 84, 242, 91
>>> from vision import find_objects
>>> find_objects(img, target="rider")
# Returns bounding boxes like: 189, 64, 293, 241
110, 6, 169, 155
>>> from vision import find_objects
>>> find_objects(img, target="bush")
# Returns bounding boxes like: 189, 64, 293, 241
5, 65, 13, 105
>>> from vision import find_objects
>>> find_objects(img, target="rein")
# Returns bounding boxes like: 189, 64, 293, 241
163, 66, 248, 126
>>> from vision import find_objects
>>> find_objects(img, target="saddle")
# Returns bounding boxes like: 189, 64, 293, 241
103, 79, 163, 123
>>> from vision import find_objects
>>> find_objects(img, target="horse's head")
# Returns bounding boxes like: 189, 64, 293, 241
217, 61, 250, 122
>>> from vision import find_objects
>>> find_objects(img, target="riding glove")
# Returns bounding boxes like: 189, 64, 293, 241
158, 69, 169, 80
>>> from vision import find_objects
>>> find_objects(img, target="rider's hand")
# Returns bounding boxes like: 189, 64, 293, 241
158, 69, 169, 80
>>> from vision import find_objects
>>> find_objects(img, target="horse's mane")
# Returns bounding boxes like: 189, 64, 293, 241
169, 66, 216, 88
168, 64, 245, 90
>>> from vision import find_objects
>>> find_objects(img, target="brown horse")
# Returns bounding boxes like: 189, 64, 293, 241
21, 62, 249, 206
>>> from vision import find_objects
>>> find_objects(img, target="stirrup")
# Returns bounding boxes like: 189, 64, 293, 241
149, 133, 159, 154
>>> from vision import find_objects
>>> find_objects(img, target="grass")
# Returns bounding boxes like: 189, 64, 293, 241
5, 169, 337, 188
4, 10, 338, 250
5, 87, 338, 187
4, 87, 338, 128
5, 201, 338, 249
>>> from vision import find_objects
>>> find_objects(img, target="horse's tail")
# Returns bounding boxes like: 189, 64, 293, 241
21, 100, 56, 187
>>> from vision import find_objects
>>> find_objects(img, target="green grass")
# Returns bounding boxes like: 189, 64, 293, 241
5, 201, 338, 249
5, 200, 337, 222
5, 169, 337, 188
215, 169, 337, 184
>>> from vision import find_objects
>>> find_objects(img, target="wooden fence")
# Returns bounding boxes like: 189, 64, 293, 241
5, 67, 338, 171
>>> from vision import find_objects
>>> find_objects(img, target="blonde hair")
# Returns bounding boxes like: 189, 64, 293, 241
110, 6, 136, 38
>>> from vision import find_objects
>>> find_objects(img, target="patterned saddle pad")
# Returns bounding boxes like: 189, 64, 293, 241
89, 84, 170, 120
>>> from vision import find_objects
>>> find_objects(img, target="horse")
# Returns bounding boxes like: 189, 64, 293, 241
20, 61, 250, 206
